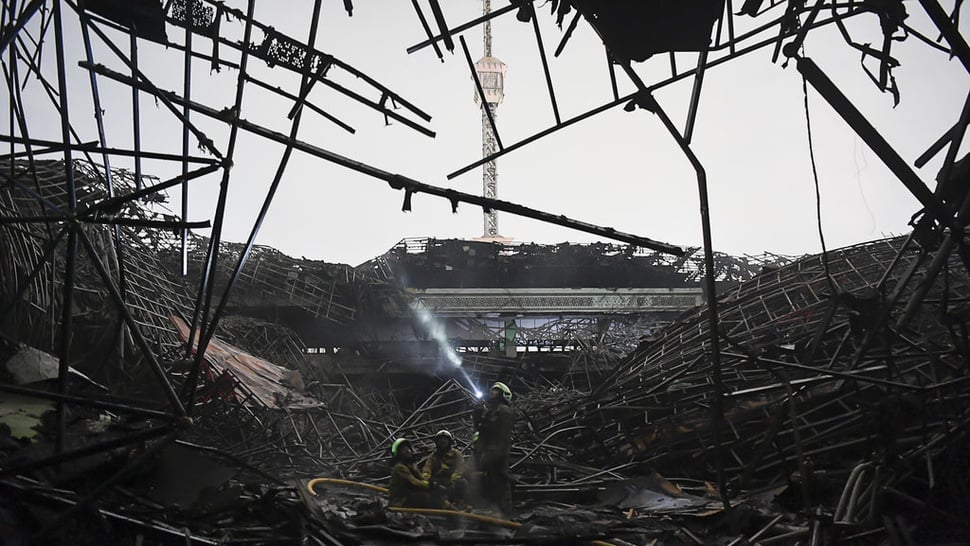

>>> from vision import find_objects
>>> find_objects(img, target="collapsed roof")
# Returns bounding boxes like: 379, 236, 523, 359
2, 0, 969, 543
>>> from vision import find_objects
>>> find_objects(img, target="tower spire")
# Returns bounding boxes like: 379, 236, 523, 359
474, 0, 506, 239
483, 0, 492, 57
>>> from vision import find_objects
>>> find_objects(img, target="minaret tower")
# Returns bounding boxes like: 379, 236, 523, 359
474, 0, 507, 238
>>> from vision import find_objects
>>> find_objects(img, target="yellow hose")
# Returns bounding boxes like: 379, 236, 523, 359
305, 477, 615, 546
306, 477, 388, 495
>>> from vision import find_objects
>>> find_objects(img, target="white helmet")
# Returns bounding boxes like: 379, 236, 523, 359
491, 381, 512, 402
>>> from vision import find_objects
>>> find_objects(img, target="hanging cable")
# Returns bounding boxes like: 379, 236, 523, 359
802, 70, 836, 292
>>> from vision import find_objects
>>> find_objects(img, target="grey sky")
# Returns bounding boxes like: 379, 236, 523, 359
13, 1, 969, 266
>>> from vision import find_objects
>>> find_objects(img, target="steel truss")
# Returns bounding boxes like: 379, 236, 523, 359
408, 0, 969, 509
0, 0, 966, 538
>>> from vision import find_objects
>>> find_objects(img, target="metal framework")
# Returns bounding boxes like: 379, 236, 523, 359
545, 234, 970, 510
0, 0, 968, 541
408, 0, 968, 508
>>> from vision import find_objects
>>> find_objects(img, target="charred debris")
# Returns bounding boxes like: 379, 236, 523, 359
2, 0, 970, 545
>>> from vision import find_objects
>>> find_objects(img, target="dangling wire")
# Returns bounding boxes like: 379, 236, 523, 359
802, 70, 836, 293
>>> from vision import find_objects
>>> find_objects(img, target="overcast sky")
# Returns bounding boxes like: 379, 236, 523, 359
13, 1, 970, 266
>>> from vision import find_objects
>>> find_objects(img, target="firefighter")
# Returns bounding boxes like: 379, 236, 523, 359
472, 381, 514, 515
422, 429, 467, 506
387, 438, 439, 508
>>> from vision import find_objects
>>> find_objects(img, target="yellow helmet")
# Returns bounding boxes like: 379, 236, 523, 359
391, 438, 411, 456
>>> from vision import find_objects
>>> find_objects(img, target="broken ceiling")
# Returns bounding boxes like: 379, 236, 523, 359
2, 0, 969, 544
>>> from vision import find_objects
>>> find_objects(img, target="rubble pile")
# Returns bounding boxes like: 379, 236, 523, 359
2, 160, 969, 543
539, 235, 970, 542
2, 0, 969, 543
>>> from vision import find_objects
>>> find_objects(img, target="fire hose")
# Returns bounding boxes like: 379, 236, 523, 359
305, 477, 617, 546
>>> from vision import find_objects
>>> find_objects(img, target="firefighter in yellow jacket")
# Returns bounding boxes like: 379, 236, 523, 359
422, 429, 467, 505
388, 438, 440, 508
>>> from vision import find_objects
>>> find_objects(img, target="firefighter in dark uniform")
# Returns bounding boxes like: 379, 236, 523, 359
472, 381, 514, 515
